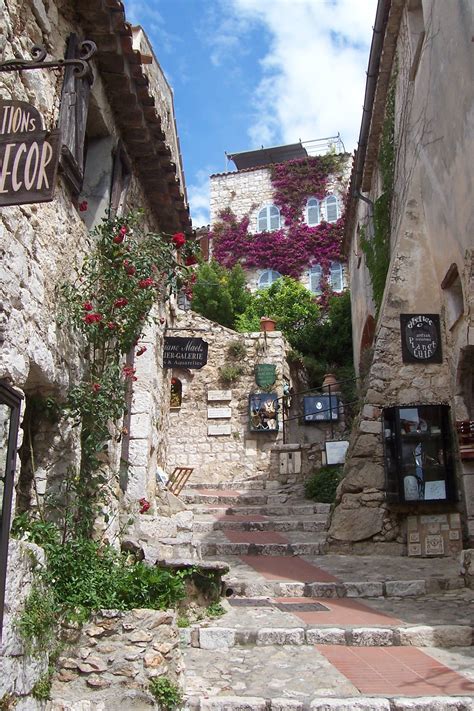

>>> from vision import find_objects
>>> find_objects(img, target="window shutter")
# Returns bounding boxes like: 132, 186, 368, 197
309, 265, 322, 294
325, 195, 339, 222
330, 262, 343, 292
58, 34, 92, 195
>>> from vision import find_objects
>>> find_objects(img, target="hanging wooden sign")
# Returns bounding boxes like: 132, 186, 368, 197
400, 314, 442, 363
0, 100, 60, 207
163, 337, 208, 369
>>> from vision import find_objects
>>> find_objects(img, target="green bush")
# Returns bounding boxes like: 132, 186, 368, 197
305, 466, 343, 504
149, 677, 183, 709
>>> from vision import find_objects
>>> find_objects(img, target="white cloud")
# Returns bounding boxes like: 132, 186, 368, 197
187, 169, 211, 227
222, 0, 377, 151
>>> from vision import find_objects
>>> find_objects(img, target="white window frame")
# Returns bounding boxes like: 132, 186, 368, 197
323, 195, 340, 223
306, 197, 320, 226
257, 204, 281, 232
309, 265, 322, 295
330, 261, 344, 292
258, 269, 282, 289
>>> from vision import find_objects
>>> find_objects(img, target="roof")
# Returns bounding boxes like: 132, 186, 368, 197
77, 0, 191, 233
227, 143, 308, 170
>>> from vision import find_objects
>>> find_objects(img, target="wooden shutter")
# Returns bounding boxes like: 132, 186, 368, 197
58, 34, 92, 195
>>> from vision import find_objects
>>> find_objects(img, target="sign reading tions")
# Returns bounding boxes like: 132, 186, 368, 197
163, 337, 208, 369
0, 100, 60, 206
400, 314, 442, 364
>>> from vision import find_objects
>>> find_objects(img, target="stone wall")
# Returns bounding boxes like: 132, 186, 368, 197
0, 539, 49, 710
49, 608, 183, 711
331, 0, 474, 552
166, 312, 291, 487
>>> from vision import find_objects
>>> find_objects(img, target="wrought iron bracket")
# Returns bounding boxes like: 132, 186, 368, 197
0, 41, 97, 80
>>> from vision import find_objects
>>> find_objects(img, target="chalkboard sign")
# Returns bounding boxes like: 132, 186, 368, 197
163, 337, 208, 369
255, 364, 276, 388
303, 395, 339, 422
400, 314, 442, 363
0, 100, 60, 206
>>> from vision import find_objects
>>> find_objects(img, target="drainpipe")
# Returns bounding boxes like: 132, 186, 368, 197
352, 0, 391, 196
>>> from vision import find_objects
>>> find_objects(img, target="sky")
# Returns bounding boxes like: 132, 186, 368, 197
124, 0, 378, 227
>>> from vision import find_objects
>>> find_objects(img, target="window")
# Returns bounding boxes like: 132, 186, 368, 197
309, 265, 322, 295
441, 263, 464, 330
170, 378, 182, 408
323, 195, 340, 223
258, 269, 281, 289
257, 205, 280, 232
306, 197, 320, 226
58, 34, 93, 195
330, 261, 344, 292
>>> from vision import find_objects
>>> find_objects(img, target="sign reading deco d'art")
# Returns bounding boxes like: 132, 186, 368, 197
0, 100, 60, 207
163, 337, 208, 369
400, 314, 442, 364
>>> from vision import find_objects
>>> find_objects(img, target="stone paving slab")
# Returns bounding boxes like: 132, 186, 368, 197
183, 644, 359, 702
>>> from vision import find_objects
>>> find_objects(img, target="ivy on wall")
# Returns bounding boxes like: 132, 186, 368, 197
360, 72, 396, 312
211, 155, 348, 282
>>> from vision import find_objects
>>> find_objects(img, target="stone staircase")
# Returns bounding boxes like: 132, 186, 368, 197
179, 481, 474, 710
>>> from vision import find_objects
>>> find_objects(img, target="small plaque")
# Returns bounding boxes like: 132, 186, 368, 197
425, 534, 444, 555
255, 364, 276, 388
400, 314, 442, 363
207, 390, 232, 402
304, 395, 339, 422
326, 440, 349, 465
409, 532, 420, 543
208, 423, 231, 436
408, 544, 422, 556
207, 407, 231, 419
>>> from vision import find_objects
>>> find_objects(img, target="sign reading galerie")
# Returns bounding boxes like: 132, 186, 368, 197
163, 337, 208, 369
0, 100, 60, 206
400, 314, 442, 364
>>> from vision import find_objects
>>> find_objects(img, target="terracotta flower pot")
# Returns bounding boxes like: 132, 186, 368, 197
260, 317, 277, 332
322, 373, 339, 391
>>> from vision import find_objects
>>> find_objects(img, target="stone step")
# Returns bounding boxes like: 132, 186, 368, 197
181, 623, 474, 649
182, 492, 270, 506
222, 576, 465, 599
188, 503, 330, 517
192, 515, 328, 533
200, 541, 327, 557
185, 695, 474, 710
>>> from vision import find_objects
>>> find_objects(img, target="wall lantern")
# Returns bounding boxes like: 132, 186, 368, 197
0, 381, 22, 637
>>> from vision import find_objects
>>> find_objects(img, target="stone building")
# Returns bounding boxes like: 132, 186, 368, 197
209, 140, 351, 295
328, 0, 474, 554
0, 0, 194, 703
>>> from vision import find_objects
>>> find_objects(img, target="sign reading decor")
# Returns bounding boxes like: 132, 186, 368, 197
163, 337, 208, 369
0, 100, 60, 206
400, 314, 442, 363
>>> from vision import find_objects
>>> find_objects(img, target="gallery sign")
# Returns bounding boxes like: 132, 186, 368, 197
0, 100, 60, 206
163, 337, 208, 369
400, 314, 442, 363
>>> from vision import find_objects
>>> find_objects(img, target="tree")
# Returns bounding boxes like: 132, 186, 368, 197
191, 260, 251, 329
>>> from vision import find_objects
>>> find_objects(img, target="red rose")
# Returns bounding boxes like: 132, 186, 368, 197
185, 255, 197, 266
83, 313, 102, 324
172, 232, 186, 248
123, 365, 137, 381
113, 233, 125, 244
126, 265, 136, 276
79, 200, 88, 212
139, 497, 150, 514
82, 301, 93, 311
92, 382, 101, 392
136, 346, 147, 356
114, 298, 128, 308
107, 322, 116, 330
138, 277, 154, 289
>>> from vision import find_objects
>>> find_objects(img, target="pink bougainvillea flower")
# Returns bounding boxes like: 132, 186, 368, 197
78, 200, 88, 212
139, 497, 150, 514
172, 232, 186, 248
107, 321, 116, 330
136, 346, 147, 356
82, 301, 93, 311
83, 313, 102, 324
92, 382, 101, 393
138, 277, 154, 289
114, 297, 128, 308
